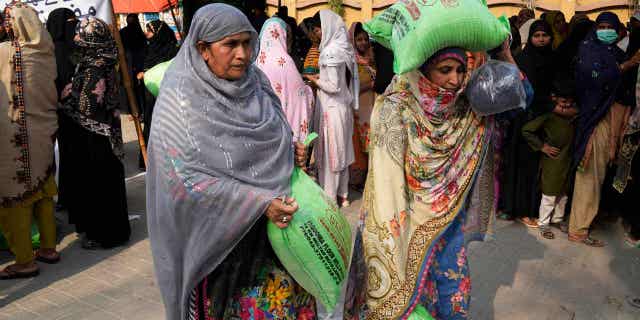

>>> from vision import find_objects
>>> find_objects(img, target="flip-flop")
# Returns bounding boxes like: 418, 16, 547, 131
540, 228, 555, 239
624, 234, 640, 248
0, 265, 40, 280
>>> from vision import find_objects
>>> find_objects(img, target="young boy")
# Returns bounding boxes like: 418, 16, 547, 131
522, 76, 578, 239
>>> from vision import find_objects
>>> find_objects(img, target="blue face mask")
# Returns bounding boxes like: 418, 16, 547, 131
596, 29, 619, 44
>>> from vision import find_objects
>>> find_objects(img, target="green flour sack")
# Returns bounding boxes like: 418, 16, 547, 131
408, 305, 436, 320
364, 0, 510, 74
143, 59, 173, 97
267, 133, 352, 311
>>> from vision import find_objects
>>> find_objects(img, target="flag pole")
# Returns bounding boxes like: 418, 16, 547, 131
110, 3, 148, 166
167, 0, 184, 39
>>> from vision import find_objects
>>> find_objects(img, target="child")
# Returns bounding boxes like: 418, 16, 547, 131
522, 76, 578, 239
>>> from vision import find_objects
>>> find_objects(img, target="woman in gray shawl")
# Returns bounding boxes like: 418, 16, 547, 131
146, 4, 314, 320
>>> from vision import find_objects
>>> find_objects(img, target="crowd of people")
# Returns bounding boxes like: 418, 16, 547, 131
1, 0, 640, 318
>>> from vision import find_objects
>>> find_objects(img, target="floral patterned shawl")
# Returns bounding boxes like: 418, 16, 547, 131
60, 17, 123, 159
358, 66, 494, 318
256, 18, 313, 143
0, 2, 58, 207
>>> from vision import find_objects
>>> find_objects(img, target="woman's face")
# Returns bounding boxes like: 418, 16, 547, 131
197, 31, 252, 81
355, 31, 370, 54
597, 22, 615, 31
425, 58, 466, 91
312, 26, 322, 44
531, 30, 551, 47
145, 26, 154, 40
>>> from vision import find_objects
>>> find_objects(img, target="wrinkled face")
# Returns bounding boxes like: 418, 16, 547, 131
355, 31, 370, 54
531, 30, 551, 47
197, 31, 253, 81
425, 58, 466, 91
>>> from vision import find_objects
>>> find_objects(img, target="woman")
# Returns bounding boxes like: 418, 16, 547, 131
58, 17, 130, 250
302, 17, 320, 76
570, 12, 640, 247
305, 10, 359, 207
554, 15, 594, 77
120, 14, 147, 112
545, 10, 568, 49
46, 8, 78, 99
136, 19, 179, 170
46, 8, 78, 210
352, 44, 512, 318
348, 22, 376, 190
502, 20, 555, 226
0, 2, 59, 278
146, 5, 312, 320
256, 17, 313, 143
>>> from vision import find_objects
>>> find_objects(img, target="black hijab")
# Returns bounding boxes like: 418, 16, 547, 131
143, 20, 178, 70
46, 8, 78, 98
120, 14, 146, 52
516, 19, 556, 115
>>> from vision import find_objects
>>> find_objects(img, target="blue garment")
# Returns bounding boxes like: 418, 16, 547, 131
573, 31, 625, 167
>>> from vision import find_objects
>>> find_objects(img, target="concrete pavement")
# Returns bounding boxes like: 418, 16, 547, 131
1, 116, 639, 320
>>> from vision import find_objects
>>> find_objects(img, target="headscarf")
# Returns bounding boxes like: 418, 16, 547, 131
46, 8, 78, 98
544, 11, 567, 49
595, 11, 621, 31
554, 15, 594, 76
573, 12, 625, 168
0, 2, 57, 207
318, 9, 359, 110
516, 19, 555, 115
146, 4, 293, 320
61, 17, 123, 158
143, 20, 178, 70
256, 17, 313, 142
348, 22, 374, 67
119, 13, 146, 52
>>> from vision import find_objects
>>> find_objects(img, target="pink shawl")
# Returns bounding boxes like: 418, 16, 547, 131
256, 18, 313, 142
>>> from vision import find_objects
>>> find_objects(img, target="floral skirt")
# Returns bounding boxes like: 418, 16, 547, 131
188, 218, 316, 320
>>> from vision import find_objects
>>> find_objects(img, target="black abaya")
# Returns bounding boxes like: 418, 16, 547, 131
58, 114, 131, 248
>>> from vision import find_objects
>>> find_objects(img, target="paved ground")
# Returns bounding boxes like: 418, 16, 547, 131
1, 116, 639, 319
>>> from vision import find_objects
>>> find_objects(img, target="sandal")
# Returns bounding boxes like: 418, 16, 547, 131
35, 250, 61, 264
551, 222, 568, 234
0, 264, 40, 280
540, 227, 555, 239
628, 296, 640, 309
518, 217, 539, 228
568, 234, 605, 247
624, 234, 640, 248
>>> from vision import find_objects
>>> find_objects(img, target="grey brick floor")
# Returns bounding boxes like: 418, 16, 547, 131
1, 116, 639, 320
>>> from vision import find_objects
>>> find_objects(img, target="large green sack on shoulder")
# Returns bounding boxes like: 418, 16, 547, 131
364, 0, 510, 74
267, 134, 352, 310
144, 59, 173, 97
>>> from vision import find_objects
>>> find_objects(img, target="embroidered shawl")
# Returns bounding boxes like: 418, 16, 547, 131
0, 3, 58, 207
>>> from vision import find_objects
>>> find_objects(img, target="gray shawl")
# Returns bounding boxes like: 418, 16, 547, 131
145, 4, 293, 320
